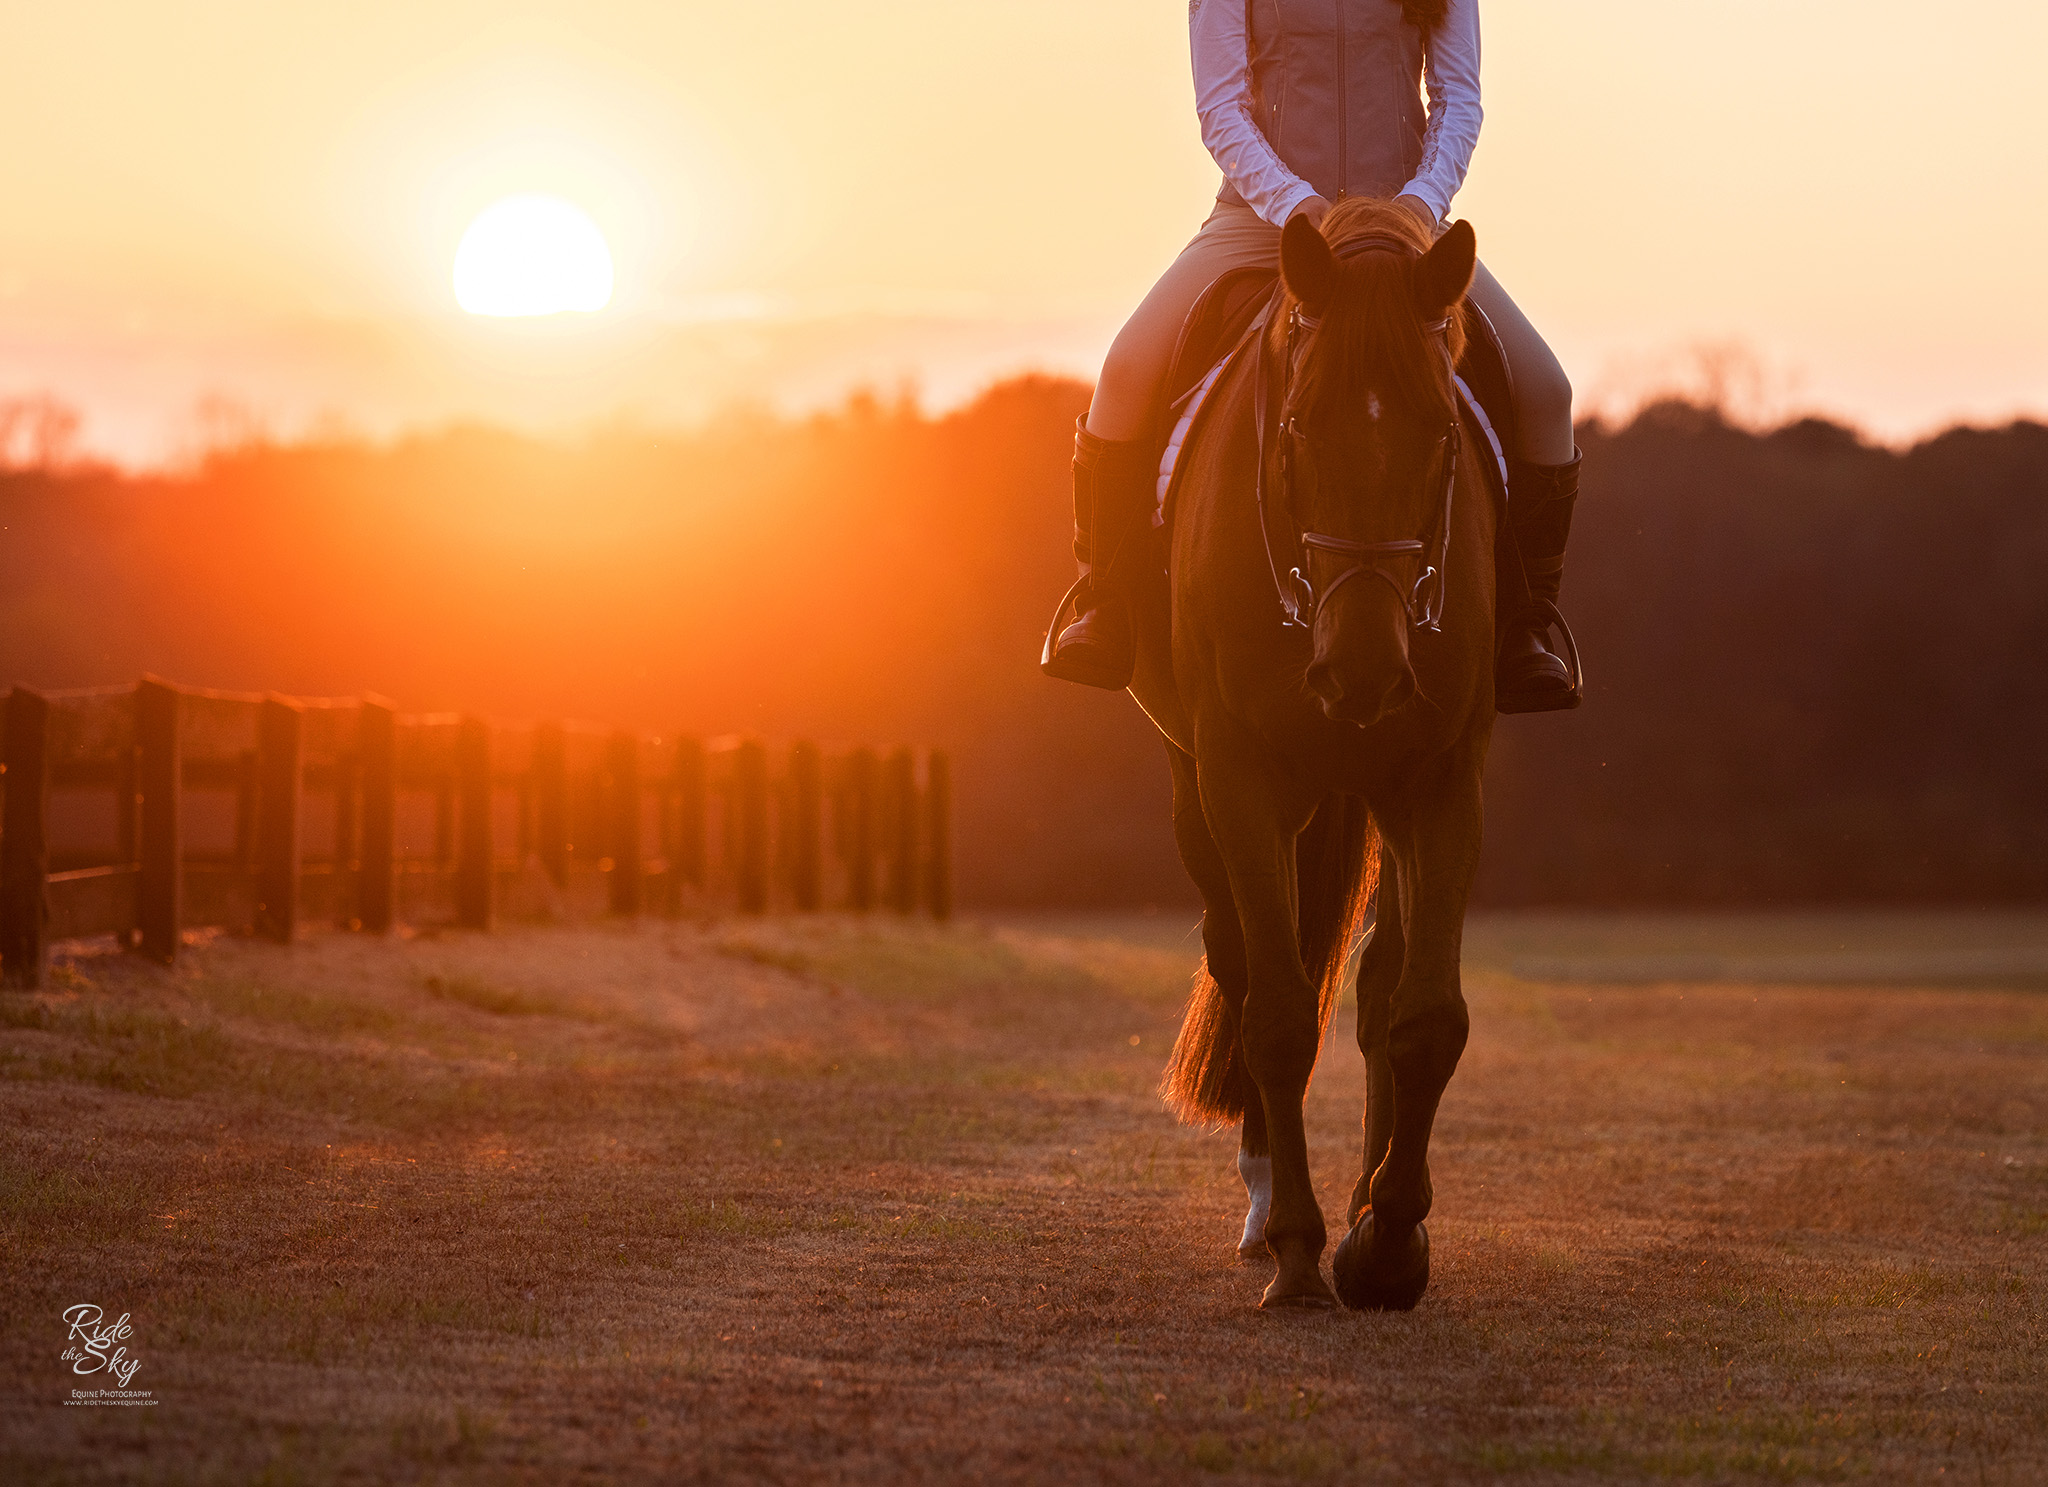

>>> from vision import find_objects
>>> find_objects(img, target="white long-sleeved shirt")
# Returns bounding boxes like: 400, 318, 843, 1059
1190, 0, 1483, 229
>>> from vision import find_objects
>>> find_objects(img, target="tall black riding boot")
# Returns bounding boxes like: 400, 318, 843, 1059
1041, 420, 1158, 690
1497, 449, 1585, 714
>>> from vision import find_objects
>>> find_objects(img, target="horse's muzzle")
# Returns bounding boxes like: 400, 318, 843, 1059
1306, 659, 1416, 726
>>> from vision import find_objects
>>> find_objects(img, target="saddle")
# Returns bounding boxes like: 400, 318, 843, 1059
1159, 268, 1516, 502
1152, 268, 1526, 624
1162, 266, 1282, 423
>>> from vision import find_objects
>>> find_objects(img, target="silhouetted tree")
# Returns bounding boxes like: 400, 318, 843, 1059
4, 385, 2044, 905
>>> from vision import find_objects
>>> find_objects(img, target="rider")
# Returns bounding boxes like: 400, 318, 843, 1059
1043, 0, 1582, 713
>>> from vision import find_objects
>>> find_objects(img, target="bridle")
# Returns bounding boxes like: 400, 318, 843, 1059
1253, 235, 1461, 634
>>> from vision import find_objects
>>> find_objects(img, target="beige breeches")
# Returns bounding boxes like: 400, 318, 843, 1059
1085, 202, 1575, 466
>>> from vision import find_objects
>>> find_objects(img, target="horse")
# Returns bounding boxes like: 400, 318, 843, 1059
1124, 196, 1496, 1311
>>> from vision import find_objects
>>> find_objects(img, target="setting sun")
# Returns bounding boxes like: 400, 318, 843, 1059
452, 195, 614, 317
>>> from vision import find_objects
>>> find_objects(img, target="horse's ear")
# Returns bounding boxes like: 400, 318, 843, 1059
1280, 213, 1339, 313
1413, 219, 1477, 321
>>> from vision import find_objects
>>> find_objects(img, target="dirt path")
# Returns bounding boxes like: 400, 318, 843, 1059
2, 916, 2042, 1483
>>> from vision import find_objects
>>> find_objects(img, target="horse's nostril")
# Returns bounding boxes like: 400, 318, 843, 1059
1311, 663, 1416, 726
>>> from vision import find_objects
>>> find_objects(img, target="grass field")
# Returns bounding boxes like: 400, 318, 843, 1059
2, 912, 2044, 1484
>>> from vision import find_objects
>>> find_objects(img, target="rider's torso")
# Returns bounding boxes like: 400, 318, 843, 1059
1218, 0, 1428, 208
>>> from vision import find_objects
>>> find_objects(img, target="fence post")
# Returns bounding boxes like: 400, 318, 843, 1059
255, 696, 302, 943
575, 758, 603, 885
433, 777, 455, 866
135, 678, 182, 963
515, 772, 533, 868
333, 754, 358, 929
885, 746, 917, 913
789, 741, 823, 912
454, 716, 493, 930
843, 746, 877, 911
607, 730, 643, 916
1, 687, 50, 987
534, 723, 569, 889
672, 738, 705, 899
736, 739, 770, 914
357, 700, 396, 933
925, 750, 953, 922
654, 749, 676, 917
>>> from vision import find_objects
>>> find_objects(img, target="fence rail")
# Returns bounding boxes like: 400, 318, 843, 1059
0, 677, 951, 988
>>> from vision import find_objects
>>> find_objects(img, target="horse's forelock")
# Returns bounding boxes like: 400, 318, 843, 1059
1289, 201, 1463, 429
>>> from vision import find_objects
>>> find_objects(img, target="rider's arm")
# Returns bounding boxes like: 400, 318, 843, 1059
1190, 0, 1319, 228
1399, 0, 1483, 226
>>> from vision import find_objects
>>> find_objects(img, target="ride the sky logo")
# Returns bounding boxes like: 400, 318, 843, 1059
60, 1304, 153, 1404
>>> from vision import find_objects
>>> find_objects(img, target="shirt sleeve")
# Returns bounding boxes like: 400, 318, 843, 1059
1399, 0, 1483, 225
1190, 0, 1319, 228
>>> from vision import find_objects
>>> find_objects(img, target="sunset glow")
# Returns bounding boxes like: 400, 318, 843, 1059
452, 196, 615, 317
1, 1, 2045, 461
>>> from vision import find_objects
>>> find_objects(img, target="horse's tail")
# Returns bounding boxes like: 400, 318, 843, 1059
1297, 793, 1380, 1066
1161, 795, 1380, 1127
1159, 957, 1253, 1127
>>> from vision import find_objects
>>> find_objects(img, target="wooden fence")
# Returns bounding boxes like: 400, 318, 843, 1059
0, 677, 952, 988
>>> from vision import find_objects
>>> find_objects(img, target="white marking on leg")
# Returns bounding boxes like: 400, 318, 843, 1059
1237, 1149, 1273, 1256
1366, 393, 1383, 422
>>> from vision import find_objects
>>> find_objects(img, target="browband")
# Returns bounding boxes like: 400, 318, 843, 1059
1294, 306, 1456, 340
1293, 231, 1455, 339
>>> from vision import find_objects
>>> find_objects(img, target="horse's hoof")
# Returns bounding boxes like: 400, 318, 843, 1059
1259, 1288, 1337, 1312
1259, 1253, 1338, 1310
1236, 1242, 1271, 1263
1332, 1211, 1429, 1312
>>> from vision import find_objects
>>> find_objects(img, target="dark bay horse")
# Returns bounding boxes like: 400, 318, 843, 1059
1126, 198, 1496, 1310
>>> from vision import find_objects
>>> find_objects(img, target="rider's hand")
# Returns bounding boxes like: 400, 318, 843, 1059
1289, 194, 1332, 229
1393, 194, 1440, 235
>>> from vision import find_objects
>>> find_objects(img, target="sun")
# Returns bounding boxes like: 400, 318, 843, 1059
452, 195, 614, 317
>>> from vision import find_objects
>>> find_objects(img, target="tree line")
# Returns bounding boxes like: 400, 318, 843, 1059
3, 380, 2042, 905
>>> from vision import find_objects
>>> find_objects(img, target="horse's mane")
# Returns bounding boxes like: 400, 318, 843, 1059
1287, 197, 1466, 429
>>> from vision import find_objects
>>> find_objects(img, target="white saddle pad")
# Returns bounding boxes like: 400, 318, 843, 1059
1155, 357, 1230, 527
1150, 367, 1511, 531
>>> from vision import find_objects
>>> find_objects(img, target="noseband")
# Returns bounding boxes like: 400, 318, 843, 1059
1254, 235, 1460, 633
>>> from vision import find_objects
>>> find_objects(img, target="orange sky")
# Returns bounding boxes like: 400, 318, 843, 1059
3, 0, 2045, 464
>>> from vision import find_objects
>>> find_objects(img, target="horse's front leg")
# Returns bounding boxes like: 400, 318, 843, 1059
1197, 739, 1333, 1310
1334, 761, 1481, 1311
1348, 865, 1404, 1229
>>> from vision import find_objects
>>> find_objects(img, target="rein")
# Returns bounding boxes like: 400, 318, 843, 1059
1252, 236, 1460, 633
